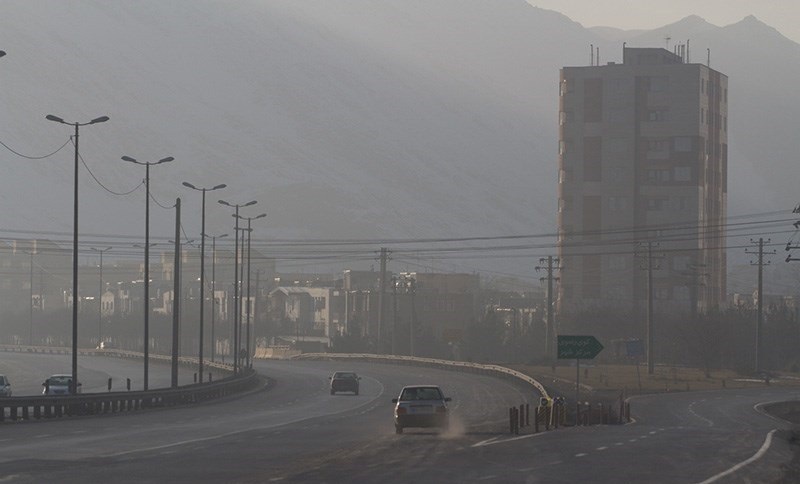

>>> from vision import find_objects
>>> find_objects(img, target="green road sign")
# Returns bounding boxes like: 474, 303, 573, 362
557, 335, 604, 359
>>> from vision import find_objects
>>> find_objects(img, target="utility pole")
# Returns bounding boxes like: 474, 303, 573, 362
391, 275, 398, 355
377, 248, 389, 353
171, 198, 181, 388
535, 256, 561, 359
747, 238, 775, 373
638, 242, 661, 375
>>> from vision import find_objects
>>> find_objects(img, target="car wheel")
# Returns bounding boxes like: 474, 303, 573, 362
330, 389, 335, 395
355, 389, 359, 396
395, 425, 403, 434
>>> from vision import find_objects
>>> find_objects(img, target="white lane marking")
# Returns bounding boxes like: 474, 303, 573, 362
640, 435, 648, 439
695, 429, 777, 484
102, 376, 387, 458
474, 437, 499, 447
649, 431, 657, 435
688, 401, 715, 427
596, 446, 608, 451
34, 434, 52, 439
615, 442, 624, 446
629, 439, 637, 442
0, 439, 11, 443
753, 400, 797, 425
477, 475, 496, 481
575, 453, 587, 457
471, 432, 547, 448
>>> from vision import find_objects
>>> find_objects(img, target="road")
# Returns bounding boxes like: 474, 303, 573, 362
0, 354, 797, 483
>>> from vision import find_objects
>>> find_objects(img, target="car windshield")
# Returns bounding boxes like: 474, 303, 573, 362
333, 372, 356, 379
47, 376, 71, 386
0, 376, 6, 385
400, 387, 443, 401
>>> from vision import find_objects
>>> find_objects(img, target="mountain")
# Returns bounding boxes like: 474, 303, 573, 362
0, 1, 798, 279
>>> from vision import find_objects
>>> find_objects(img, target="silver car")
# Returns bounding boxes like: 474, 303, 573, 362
0, 375, 11, 397
392, 385, 451, 434
42, 374, 81, 395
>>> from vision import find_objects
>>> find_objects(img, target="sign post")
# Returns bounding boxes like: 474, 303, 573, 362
557, 335, 604, 425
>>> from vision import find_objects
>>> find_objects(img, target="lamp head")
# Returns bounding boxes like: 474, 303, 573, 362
45, 114, 65, 124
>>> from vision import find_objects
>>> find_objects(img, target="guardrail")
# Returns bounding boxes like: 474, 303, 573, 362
0, 345, 256, 423
292, 353, 549, 399
0, 369, 257, 422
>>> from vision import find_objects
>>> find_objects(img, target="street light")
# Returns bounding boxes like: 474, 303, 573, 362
46, 113, 109, 394
91, 247, 112, 346
202, 232, 228, 362
235, 212, 266, 369
183, 181, 226, 382
124, 155, 173, 390
218, 199, 256, 374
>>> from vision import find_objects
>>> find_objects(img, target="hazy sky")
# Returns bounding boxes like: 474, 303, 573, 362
528, 0, 800, 43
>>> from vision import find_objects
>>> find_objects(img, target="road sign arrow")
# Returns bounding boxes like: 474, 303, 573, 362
557, 335, 604, 360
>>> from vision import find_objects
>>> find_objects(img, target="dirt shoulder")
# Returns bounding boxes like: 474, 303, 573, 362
507, 363, 800, 404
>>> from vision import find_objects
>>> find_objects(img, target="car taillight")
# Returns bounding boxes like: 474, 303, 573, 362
436, 406, 447, 413
396, 407, 407, 415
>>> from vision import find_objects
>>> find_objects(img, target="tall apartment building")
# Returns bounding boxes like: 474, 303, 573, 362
557, 47, 727, 317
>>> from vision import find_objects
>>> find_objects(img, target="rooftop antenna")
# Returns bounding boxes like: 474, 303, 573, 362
596, 46, 600, 66
687, 39, 690, 63
707, 48, 711, 67
590, 43, 594, 66
665, 35, 671, 49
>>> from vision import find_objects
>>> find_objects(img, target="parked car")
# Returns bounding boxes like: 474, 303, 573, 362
392, 385, 451, 434
0, 375, 11, 397
42, 374, 81, 395
329, 371, 360, 395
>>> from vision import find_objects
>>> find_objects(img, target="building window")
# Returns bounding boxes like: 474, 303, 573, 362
672, 256, 692, 271
723, 116, 727, 132
648, 139, 669, 152
560, 79, 572, 96
674, 167, 692, 182
647, 169, 670, 183
701, 79, 705, 94
559, 140, 569, 155
609, 196, 628, 211
648, 109, 668, 121
559, 169, 572, 183
646, 198, 667, 211
558, 197, 572, 212
559, 111, 573, 125
649, 76, 668, 92
700, 108, 705, 124
607, 255, 626, 270
672, 196, 690, 211
674, 137, 693, 152
655, 288, 671, 300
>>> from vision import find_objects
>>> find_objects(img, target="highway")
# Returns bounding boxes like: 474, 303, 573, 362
0, 354, 797, 483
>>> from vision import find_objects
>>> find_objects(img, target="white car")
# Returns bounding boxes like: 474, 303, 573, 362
392, 385, 451, 434
0, 375, 11, 397
42, 374, 81, 395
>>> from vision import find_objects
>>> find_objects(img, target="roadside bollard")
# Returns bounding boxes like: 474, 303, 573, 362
107, 378, 112, 392
509, 407, 515, 434
126, 378, 131, 391
519, 404, 525, 428
534, 406, 540, 433
525, 403, 530, 427
194, 373, 198, 383
209, 372, 213, 382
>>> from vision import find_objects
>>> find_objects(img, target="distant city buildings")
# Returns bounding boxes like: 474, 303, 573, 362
557, 47, 728, 316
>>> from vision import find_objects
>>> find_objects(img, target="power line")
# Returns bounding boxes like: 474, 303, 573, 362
0, 137, 71, 159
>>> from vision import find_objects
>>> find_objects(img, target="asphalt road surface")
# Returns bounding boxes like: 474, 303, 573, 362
0, 354, 797, 483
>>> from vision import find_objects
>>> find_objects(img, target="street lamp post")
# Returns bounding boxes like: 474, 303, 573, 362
46, 113, 109, 394
218, 199, 256, 374
235, 212, 266, 369
123, 155, 173, 390
204, 233, 228, 362
91, 247, 112, 346
182, 182, 226, 383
